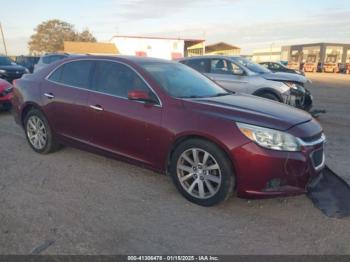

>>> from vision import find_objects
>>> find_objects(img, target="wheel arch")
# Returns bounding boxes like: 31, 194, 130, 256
20, 102, 44, 127
252, 88, 283, 102
165, 133, 236, 180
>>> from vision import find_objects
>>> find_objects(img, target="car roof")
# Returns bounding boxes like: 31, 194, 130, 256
179, 55, 241, 61
59, 55, 174, 65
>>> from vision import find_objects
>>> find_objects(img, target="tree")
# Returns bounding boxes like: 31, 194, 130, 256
28, 19, 96, 53
75, 29, 96, 42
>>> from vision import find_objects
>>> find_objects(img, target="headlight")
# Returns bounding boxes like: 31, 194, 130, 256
237, 122, 301, 151
0, 69, 6, 74
284, 81, 298, 90
24, 68, 30, 73
277, 82, 290, 93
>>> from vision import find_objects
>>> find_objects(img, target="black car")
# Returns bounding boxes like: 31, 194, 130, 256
260, 61, 305, 76
0, 56, 29, 83
15, 56, 40, 73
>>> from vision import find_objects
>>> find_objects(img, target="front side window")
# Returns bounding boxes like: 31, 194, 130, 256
141, 62, 228, 98
92, 61, 153, 99
210, 59, 243, 75
186, 59, 209, 73
210, 59, 231, 74
271, 63, 282, 69
48, 60, 94, 89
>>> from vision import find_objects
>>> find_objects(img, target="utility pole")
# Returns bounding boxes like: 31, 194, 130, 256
0, 22, 8, 56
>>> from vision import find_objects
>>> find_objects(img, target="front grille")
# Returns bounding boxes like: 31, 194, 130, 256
311, 147, 324, 170
302, 132, 323, 143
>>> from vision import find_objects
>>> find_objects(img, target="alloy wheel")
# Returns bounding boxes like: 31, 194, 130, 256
26, 115, 47, 150
177, 148, 222, 199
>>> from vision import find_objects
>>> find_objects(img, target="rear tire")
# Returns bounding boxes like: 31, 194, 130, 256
170, 138, 235, 206
24, 109, 61, 154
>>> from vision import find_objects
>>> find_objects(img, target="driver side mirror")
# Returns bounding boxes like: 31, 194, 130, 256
128, 90, 155, 104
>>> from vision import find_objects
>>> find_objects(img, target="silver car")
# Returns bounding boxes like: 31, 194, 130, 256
179, 56, 313, 111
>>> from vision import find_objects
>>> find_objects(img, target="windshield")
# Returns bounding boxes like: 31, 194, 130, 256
141, 62, 229, 98
0, 56, 13, 66
232, 57, 270, 74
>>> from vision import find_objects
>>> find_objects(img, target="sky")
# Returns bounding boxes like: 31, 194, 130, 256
0, 0, 350, 55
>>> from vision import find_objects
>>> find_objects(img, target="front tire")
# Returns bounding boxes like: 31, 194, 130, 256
24, 109, 61, 154
170, 139, 235, 206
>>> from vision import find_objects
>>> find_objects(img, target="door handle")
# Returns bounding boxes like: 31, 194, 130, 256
44, 93, 55, 99
89, 105, 103, 111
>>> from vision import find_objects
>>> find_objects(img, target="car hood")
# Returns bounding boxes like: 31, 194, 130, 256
184, 94, 312, 131
0, 65, 26, 72
261, 72, 307, 84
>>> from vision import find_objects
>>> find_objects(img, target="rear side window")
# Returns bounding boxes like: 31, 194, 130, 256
186, 59, 209, 73
48, 60, 94, 89
91, 61, 150, 98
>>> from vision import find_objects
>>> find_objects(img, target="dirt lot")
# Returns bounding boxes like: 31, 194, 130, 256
0, 73, 349, 255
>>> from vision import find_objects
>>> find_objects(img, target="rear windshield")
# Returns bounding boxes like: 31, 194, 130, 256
42, 55, 67, 64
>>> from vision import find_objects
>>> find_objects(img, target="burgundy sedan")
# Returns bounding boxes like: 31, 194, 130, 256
0, 78, 13, 111
11, 56, 326, 206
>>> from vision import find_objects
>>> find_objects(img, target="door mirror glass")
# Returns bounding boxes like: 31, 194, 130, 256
128, 90, 152, 103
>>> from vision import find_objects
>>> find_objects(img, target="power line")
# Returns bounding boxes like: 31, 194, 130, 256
0, 22, 8, 56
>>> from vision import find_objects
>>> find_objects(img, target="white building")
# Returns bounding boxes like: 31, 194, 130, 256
252, 47, 282, 62
110, 35, 205, 60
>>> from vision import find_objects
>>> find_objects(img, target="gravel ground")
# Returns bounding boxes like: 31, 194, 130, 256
0, 73, 349, 255
306, 73, 350, 184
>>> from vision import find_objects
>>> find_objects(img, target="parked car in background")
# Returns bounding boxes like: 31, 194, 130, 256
179, 56, 313, 111
33, 53, 69, 73
12, 56, 325, 206
0, 78, 13, 111
0, 56, 29, 83
15, 56, 40, 73
259, 61, 305, 76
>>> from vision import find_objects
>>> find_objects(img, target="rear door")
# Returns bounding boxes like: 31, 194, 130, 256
43, 60, 94, 142
87, 60, 163, 165
208, 58, 249, 93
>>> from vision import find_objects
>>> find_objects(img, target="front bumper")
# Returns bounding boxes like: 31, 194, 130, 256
232, 137, 325, 199
0, 93, 13, 109
284, 88, 313, 112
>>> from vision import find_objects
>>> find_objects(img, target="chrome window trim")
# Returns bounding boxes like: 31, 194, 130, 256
44, 58, 163, 107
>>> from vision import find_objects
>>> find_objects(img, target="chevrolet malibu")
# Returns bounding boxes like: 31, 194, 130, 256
12, 56, 326, 206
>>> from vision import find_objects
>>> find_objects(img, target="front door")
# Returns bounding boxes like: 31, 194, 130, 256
207, 58, 249, 93
87, 60, 163, 166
